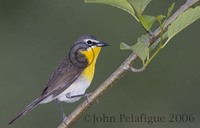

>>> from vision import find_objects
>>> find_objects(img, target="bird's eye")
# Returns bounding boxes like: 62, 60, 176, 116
86, 40, 93, 45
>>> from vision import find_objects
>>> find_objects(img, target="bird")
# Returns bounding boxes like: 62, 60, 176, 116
8, 34, 109, 124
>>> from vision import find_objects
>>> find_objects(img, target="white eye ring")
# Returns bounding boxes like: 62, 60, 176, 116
86, 40, 93, 45
84, 39, 99, 46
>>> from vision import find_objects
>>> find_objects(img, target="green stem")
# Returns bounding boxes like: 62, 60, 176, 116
144, 19, 165, 67
144, 46, 161, 67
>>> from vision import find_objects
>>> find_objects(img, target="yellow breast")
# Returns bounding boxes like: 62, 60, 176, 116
81, 46, 101, 82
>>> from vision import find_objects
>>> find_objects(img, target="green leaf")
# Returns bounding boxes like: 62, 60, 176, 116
167, 3, 175, 18
156, 15, 166, 23
140, 15, 156, 31
131, 42, 149, 62
120, 42, 132, 50
166, 6, 200, 47
84, 0, 138, 21
137, 34, 149, 44
129, 0, 151, 15
120, 38, 149, 63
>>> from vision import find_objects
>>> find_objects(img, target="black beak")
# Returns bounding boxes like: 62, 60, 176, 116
96, 42, 109, 47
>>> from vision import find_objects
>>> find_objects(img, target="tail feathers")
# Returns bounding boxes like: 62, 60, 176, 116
8, 97, 44, 125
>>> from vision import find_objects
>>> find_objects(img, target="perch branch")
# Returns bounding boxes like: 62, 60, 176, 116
57, 0, 199, 127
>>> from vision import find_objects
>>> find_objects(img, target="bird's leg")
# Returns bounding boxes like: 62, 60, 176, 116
56, 99, 67, 123
66, 92, 92, 103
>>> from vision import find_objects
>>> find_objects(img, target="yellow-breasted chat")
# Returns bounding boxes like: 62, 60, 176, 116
8, 34, 109, 124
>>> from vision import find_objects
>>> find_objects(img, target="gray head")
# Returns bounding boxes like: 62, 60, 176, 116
68, 34, 109, 68
74, 34, 108, 47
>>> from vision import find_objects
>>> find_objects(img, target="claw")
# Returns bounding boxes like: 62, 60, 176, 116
84, 92, 92, 104
56, 99, 68, 125
62, 116, 68, 126
62, 113, 67, 120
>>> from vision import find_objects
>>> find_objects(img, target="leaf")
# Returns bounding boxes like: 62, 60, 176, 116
129, 0, 151, 15
167, 3, 175, 18
120, 42, 132, 50
156, 15, 166, 23
140, 15, 156, 31
130, 42, 149, 62
84, 0, 137, 20
166, 6, 200, 47
137, 34, 149, 44
120, 38, 149, 63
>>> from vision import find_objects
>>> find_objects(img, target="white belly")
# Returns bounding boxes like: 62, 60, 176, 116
40, 75, 90, 104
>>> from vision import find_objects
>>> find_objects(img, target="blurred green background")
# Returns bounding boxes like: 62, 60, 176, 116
1, 0, 200, 128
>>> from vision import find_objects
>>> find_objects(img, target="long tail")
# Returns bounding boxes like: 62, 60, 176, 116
8, 96, 44, 125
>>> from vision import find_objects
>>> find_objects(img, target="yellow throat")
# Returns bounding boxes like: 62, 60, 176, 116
81, 46, 101, 82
